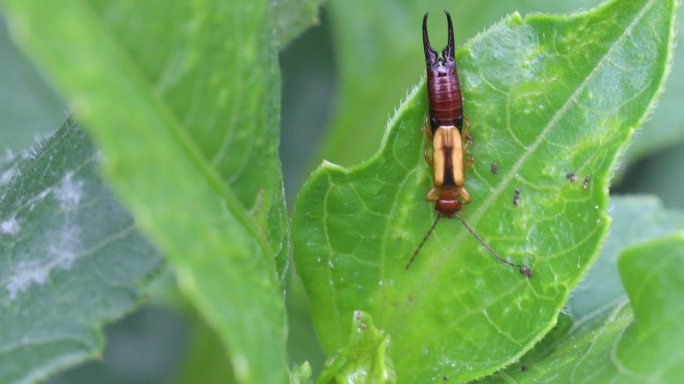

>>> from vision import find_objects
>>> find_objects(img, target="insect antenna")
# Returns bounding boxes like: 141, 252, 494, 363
454, 213, 532, 278
405, 214, 442, 269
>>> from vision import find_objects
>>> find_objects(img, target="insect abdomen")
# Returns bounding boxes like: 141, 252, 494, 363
427, 66, 463, 131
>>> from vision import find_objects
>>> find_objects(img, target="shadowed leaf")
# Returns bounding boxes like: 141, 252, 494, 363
0, 122, 162, 384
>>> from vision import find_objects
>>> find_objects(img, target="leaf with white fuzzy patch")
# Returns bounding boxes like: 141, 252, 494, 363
0, 120, 162, 384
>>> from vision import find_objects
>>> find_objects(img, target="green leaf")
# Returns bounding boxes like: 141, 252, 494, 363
321, 0, 602, 166
274, 0, 325, 48
568, 196, 684, 318
0, 121, 162, 383
483, 231, 684, 382
1, 0, 290, 382
293, 0, 677, 381
481, 195, 684, 381
317, 311, 395, 384
290, 361, 313, 384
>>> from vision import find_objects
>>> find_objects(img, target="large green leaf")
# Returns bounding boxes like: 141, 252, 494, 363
1, 0, 290, 382
293, 0, 677, 381
0, 121, 162, 383
484, 231, 684, 383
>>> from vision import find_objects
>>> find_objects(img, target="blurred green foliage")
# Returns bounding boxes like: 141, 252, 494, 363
0, 16, 63, 149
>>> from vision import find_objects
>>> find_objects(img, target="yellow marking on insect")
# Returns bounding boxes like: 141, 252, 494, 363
432, 126, 464, 187
433, 128, 446, 186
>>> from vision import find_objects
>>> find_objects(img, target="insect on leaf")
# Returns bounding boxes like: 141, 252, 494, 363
293, 0, 678, 381
0, 122, 163, 384
320, 0, 603, 167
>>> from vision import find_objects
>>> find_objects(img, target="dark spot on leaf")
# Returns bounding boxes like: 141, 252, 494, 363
491, 163, 498, 174
521, 365, 529, 372
566, 172, 578, 182
520, 266, 533, 279
513, 189, 521, 207
583, 176, 590, 189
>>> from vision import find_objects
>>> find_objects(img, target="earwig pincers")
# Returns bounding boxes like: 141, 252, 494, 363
405, 11, 531, 278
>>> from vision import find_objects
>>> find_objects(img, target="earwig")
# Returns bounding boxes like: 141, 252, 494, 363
405, 11, 531, 278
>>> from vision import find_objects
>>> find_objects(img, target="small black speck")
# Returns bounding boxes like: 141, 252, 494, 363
583, 176, 590, 189
354, 310, 362, 320
513, 189, 521, 207
566, 172, 578, 182
491, 163, 498, 174
359, 322, 367, 330
520, 266, 533, 279
521, 365, 529, 372
442, 375, 449, 381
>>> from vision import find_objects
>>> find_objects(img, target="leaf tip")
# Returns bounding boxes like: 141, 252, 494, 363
321, 159, 346, 172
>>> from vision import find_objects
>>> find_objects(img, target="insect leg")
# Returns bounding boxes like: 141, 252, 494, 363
457, 185, 472, 204
425, 186, 440, 202
460, 118, 470, 138
422, 116, 433, 167
462, 119, 474, 168
463, 136, 474, 168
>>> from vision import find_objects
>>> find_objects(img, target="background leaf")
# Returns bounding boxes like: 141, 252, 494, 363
0, 122, 162, 383
45, 305, 188, 384
0, 15, 64, 150
293, 0, 677, 381
568, 196, 684, 318
274, 0, 326, 48
1, 0, 290, 382
484, 229, 684, 383
627, 1, 684, 159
